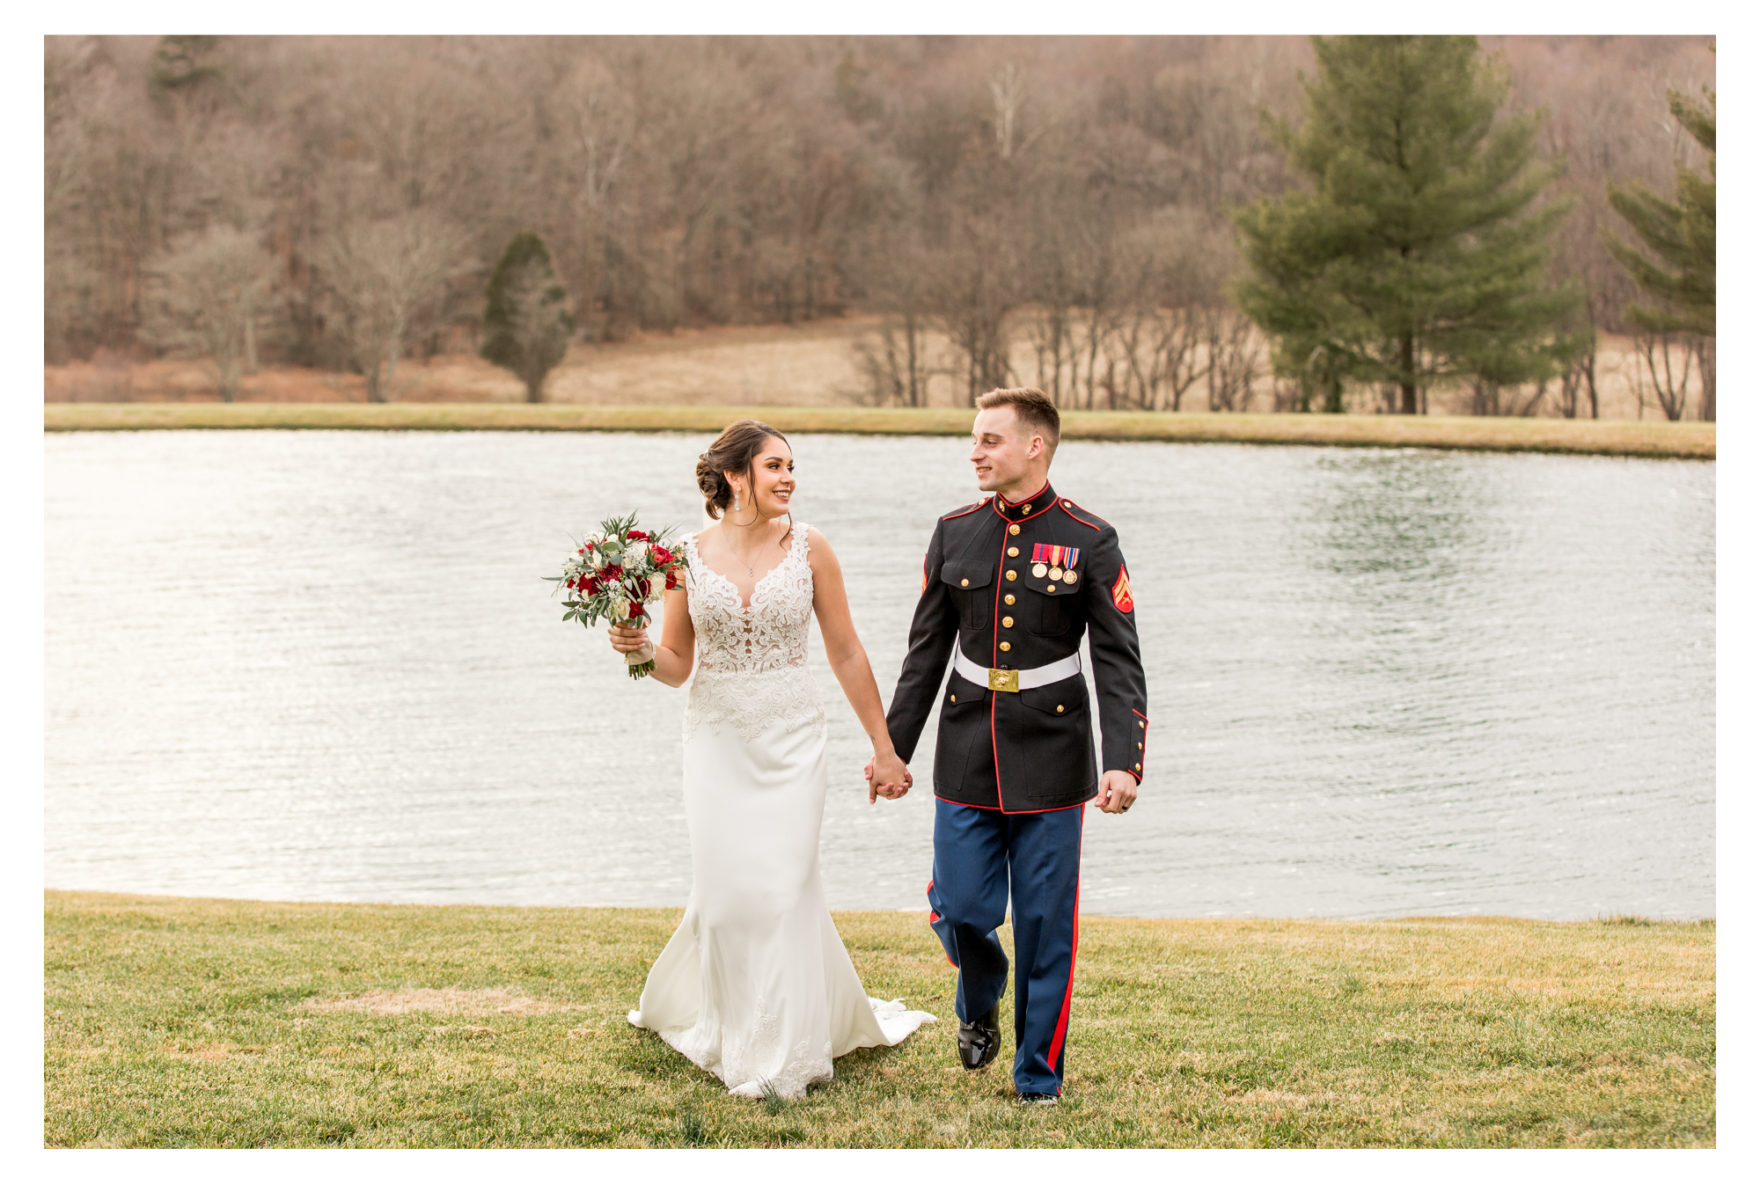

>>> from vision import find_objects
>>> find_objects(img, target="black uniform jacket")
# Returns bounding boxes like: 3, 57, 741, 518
885, 481, 1149, 813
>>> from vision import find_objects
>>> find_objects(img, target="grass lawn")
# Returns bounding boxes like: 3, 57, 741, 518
44, 890, 1713, 1148
42, 402, 1714, 459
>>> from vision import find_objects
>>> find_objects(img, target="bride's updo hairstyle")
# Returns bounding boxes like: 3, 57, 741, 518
696, 419, 791, 521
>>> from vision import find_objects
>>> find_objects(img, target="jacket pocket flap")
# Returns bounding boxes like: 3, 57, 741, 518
1020, 673, 1088, 715
1022, 570, 1080, 596
940, 561, 994, 590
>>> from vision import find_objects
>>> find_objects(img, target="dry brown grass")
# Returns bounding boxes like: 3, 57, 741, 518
296, 987, 583, 1017
45, 315, 1710, 421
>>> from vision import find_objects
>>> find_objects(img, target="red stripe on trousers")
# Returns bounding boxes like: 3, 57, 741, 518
928, 880, 955, 965
1045, 805, 1083, 1074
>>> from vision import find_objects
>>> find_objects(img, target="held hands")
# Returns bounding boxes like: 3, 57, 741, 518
863, 753, 913, 805
1094, 769, 1138, 815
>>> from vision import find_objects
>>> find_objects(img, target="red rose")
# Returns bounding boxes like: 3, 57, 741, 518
627, 529, 648, 541
651, 544, 672, 565
665, 571, 678, 590
628, 600, 645, 619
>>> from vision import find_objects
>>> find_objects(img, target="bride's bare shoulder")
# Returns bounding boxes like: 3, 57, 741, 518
800, 523, 834, 560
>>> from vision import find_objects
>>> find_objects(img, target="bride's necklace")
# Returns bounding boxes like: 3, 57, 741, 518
720, 526, 771, 580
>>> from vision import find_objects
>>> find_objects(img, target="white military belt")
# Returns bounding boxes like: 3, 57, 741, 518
953, 649, 1082, 694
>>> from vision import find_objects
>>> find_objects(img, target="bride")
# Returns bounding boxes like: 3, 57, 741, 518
606, 419, 935, 1099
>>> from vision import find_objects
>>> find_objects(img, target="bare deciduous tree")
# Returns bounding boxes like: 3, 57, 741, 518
139, 225, 279, 401
1692, 336, 1715, 422
1629, 330, 1698, 421
314, 210, 472, 402
1202, 306, 1261, 412
926, 211, 1020, 405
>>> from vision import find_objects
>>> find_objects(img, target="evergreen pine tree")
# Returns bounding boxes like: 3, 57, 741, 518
1604, 89, 1715, 339
1232, 36, 1586, 414
481, 233, 574, 403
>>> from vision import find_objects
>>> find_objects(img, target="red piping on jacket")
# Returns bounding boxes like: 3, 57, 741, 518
1131, 708, 1149, 781
993, 481, 1056, 523
937, 796, 1090, 815
1058, 500, 1104, 531
990, 517, 1006, 809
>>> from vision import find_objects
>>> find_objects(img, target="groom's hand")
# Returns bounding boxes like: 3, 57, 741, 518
864, 758, 912, 804
1094, 770, 1138, 814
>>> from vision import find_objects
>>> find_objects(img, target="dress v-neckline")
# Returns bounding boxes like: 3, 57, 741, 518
693, 523, 798, 611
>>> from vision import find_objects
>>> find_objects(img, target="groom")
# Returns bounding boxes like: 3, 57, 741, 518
870, 387, 1148, 1104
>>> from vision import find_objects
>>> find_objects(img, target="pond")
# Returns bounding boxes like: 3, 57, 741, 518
44, 430, 1715, 920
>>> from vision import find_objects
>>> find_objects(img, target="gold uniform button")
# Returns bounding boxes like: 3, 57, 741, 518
950, 693, 956, 702
1002, 617, 1014, 628
1007, 546, 1019, 557
999, 641, 1011, 652
960, 578, 970, 587
1005, 570, 1017, 581
1047, 584, 1057, 593
1139, 720, 1146, 728
1134, 763, 1141, 771
1004, 594, 1015, 605
1009, 524, 1021, 535
1056, 704, 1065, 713
1137, 742, 1143, 750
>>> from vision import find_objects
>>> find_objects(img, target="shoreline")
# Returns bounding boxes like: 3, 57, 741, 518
41, 887, 1713, 925
43, 402, 1716, 459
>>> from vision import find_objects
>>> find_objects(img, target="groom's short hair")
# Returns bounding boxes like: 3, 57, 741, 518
977, 387, 1060, 459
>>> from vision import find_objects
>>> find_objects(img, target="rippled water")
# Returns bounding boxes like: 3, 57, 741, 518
43, 431, 1714, 919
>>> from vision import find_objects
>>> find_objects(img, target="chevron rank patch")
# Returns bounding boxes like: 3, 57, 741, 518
1112, 565, 1134, 613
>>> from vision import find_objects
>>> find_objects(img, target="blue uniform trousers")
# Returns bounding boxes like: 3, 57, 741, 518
928, 798, 1084, 1097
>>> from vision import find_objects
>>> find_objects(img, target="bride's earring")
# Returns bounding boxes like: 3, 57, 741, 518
733, 488, 741, 513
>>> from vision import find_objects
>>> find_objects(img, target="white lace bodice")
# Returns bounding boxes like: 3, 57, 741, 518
682, 522, 823, 739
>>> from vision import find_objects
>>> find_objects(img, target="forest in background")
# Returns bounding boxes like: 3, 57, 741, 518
44, 35, 1715, 417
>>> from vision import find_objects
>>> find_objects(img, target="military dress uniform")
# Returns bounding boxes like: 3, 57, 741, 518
886, 480, 1148, 1098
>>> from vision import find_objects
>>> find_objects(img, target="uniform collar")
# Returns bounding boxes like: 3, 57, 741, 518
992, 480, 1057, 523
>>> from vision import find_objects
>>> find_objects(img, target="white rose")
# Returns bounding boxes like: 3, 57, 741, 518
627, 541, 650, 566
647, 574, 665, 599
612, 598, 631, 621
589, 549, 605, 570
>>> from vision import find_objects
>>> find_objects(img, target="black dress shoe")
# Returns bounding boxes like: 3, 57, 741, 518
1017, 1092, 1059, 1105
956, 1007, 1002, 1070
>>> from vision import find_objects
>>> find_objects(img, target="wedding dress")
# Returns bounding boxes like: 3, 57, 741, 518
627, 520, 935, 1099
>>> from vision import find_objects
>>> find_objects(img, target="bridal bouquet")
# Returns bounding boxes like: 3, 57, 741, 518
547, 512, 690, 679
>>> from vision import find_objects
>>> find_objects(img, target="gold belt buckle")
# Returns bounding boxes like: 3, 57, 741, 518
988, 668, 1020, 693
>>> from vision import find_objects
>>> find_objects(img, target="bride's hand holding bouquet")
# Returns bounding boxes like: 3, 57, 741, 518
547, 512, 689, 680
606, 619, 653, 664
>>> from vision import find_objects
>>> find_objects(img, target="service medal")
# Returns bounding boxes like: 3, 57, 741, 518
1032, 562, 1048, 579
1062, 568, 1078, 585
